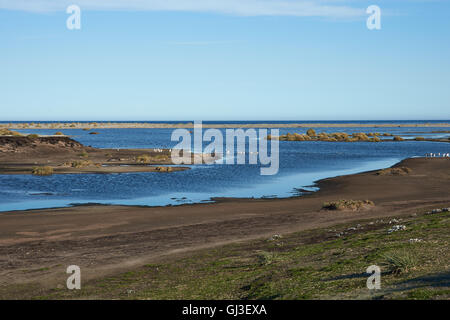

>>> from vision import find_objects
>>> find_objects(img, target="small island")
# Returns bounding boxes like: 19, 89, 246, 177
267, 128, 450, 143
0, 129, 188, 175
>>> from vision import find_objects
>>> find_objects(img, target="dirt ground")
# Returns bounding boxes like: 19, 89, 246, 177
0, 157, 449, 294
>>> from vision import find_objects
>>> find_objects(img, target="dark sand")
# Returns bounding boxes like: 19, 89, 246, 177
0, 157, 449, 290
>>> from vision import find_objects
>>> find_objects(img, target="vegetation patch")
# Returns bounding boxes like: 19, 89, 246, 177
65, 160, 94, 168
0, 129, 22, 136
376, 167, 412, 176
322, 199, 375, 211
26, 210, 449, 300
381, 250, 418, 275
155, 166, 173, 172
31, 166, 54, 176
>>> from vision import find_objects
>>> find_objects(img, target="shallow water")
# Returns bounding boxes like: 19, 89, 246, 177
0, 124, 449, 212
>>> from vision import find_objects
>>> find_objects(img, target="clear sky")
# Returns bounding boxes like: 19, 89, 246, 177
1, 0, 449, 121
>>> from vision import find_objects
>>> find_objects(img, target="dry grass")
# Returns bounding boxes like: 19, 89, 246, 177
65, 160, 93, 168
136, 155, 151, 164
155, 166, 173, 172
322, 199, 375, 211
376, 167, 412, 176
0, 129, 22, 136
306, 128, 316, 137
31, 166, 54, 176
393, 136, 404, 141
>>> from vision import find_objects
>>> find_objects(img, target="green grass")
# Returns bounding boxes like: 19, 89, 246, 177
6, 210, 449, 300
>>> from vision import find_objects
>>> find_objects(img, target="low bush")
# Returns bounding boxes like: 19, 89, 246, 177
32, 166, 54, 176
381, 250, 417, 275
376, 167, 412, 176
66, 160, 93, 168
322, 199, 375, 211
306, 128, 316, 137
136, 155, 151, 164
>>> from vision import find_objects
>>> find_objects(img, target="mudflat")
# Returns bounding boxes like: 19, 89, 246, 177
0, 157, 449, 292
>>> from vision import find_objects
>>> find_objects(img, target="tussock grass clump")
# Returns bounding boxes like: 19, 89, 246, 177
0, 128, 22, 136
381, 250, 417, 275
54, 132, 64, 135
66, 160, 93, 168
136, 155, 151, 164
32, 166, 54, 176
376, 167, 412, 176
155, 166, 173, 172
255, 251, 276, 266
322, 199, 375, 211
414, 137, 425, 141
393, 136, 404, 141
306, 128, 316, 137
332, 132, 349, 141
351, 132, 370, 141
78, 151, 89, 158
276, 131, 383, 142
89, 132, 99, 135
27, 134, 39, 139
383, 133, 393, 136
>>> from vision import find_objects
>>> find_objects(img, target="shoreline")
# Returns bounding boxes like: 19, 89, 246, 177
0, 157, 449, 295
0, 157, 401, 213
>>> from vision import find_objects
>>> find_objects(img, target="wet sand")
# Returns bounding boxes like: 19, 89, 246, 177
0, 157, 449, 291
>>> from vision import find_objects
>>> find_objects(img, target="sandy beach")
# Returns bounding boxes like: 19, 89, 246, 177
0, 157, 449, 297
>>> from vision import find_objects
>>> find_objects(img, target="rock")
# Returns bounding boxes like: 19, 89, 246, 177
388, 225, 407, 233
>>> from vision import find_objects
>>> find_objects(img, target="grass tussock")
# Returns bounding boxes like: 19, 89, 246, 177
414, 137, 425, 141
393, 136, 404, 141
31, 166, 54, 176
306, 128, 316, 137
27, 134, 39, 139
376, 167, 412, 176
155, 166, 173, 172
136, 154, 169, 164
78, 151, 89, 158
381, 250, 418, 275
0, 128, 22, 136
276, 130, 383, 143
136, 155, 151, 164
322, 199, 375, 211
65, 160, 93, 168
54, 132, 64, 136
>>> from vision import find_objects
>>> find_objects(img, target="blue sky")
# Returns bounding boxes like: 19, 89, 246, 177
1, 0, 449, 121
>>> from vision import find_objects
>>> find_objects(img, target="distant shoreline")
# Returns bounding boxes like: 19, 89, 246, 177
2, 122, 450, 129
